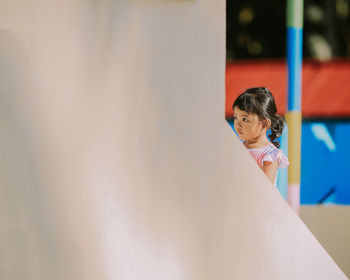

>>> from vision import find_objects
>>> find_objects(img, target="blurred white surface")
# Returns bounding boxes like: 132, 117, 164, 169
0, 0, 347, 279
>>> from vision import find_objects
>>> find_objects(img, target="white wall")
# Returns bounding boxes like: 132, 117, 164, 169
0, 1, 347, 279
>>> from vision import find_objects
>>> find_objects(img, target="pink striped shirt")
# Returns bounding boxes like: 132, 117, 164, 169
248, 144, 289, 169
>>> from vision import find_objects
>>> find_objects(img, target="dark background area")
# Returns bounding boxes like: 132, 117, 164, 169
226, 0, 350, 60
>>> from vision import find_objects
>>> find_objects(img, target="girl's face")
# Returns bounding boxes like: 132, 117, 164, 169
233, 107, 266, 142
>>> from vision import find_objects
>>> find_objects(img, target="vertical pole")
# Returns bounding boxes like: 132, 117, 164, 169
286, 0, 303, 214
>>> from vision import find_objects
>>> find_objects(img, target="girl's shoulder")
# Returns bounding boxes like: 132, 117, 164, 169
247, 143, 275, 154
263, 144, 289, 168
249, 143, 289, 169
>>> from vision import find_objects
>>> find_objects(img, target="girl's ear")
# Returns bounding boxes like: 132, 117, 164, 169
263, 119, 271, 129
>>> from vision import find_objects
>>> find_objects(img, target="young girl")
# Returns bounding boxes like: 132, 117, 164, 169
232, 87, 289, 185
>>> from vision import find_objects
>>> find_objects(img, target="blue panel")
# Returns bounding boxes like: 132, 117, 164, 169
277, 126, 288, 199
300, 123, 336, 204
287, 27, 303, 111
334, 124, 350, 204
300, 121, 350, 204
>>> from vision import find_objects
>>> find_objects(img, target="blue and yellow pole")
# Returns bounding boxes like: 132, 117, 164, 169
285, 0, 303, 214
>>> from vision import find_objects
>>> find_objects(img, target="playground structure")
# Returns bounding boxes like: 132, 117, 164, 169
0, 1, 348, 279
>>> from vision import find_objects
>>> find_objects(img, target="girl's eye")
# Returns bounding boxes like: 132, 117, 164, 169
233, 116, 237, 120
243, 118, 249, 122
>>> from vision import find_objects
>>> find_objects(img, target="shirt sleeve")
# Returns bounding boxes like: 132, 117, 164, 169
262, 149, 289, 169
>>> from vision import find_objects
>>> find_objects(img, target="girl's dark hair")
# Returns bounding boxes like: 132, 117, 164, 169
232, 87, 284, 148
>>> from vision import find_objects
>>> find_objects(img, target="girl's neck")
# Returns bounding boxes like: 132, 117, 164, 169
244, 135, 271, 149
